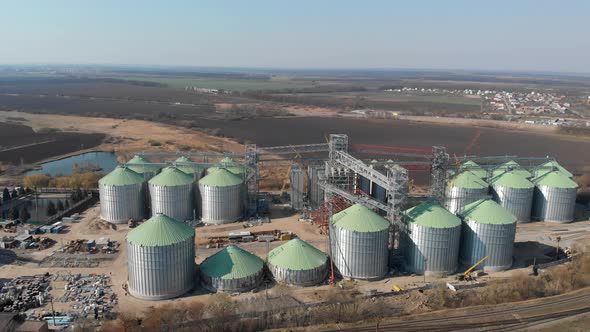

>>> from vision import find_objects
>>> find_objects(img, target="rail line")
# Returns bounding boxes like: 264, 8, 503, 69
322, 291, 590, 332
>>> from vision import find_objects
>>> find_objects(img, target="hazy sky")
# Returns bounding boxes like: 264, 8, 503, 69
1, 0, 588, 72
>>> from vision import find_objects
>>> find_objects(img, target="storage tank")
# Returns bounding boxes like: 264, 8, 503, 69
175, 156, 205, 179
492, 160, 532, 179
126, 213, 195, 300
207, 157, 245, 178
268, 238, 328, 286
148, 166, 195, 221
459, 160, 487, 179
532, 171, 578, 223
99, 166, 145, 224
534, 160, 573, 179
330, 204, 390, 280
126, 155, 160, 181
445, 171, 489, 214
458, 199, 517, 272
489, 170, 534, 223
403, 201, 461, 276
199, 245, 263, 292
198, 168, 243, 224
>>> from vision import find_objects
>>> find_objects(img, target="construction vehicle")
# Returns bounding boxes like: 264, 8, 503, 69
392, 285, 404, 293
456, 255, 489, 281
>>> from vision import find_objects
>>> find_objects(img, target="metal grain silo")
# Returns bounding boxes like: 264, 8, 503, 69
268, 238, 328, 286
445, 171, 489, 214
199, 245, 263, 293
403, 201, 461, 276
99, 166, 145, 224
330, 204, 390, 280
198, 168, 243, 224
489, 170, 534, 223
126, 213, 195, 300
492, 160, 532, 179
532, 171, 578, 223
458, 199, 517, 272
149, 166, 195, 221
126, 155, 160, 181
534, 160, 573, 179
459, 160, 487, 179
175, 156, 205, 180
207, 157, 245, 178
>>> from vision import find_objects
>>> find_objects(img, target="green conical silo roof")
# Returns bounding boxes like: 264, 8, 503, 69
448, 171, 489, 189
459, 160, 487, 178
268, 238, 327, 271
176, 156, 193, 163
208, 157, 245, 175
404, 201, 461, 228
127, 213, 194, 247
200, 245, 263, 279
489, 170, 534, 189
492, 160, 532, 178
331, 204, 390, 232
127, 155, 160, 175
533, 171, 578, 189
199, 168, 243, 187
458, 199, 516, 225
534, 161, 573, 178
99, 166, 144, 186
148, 166, 194, 186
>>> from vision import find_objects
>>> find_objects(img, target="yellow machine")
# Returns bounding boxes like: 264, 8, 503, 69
457, 255, 489, 281
392, 285, 404, 292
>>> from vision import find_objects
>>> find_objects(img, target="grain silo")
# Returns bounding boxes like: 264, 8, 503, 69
126, 155, 160, 181
330, 204, 390, 280
492, 160, 532, 179
98, 166, 145, 224
268, 238, 328, 286
199, 245, 264, 293
126, 213, 195, 300
207, 157, 245, 178
175, 156, 205, 179
532, 171, 578, 223
459, 160, 487, 179
198, 168, 243, 224
458, 199, 517, 272
445, 171, 489, 214
534, 160, 573, 179
403, 201, 461, 276
149, 166, 195, 221
489, 170, 534, 223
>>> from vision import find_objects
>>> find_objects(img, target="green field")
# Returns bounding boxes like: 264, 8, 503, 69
103, 75, 314, 91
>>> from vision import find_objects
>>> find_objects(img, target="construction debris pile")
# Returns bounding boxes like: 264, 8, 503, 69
205, 230, 293, 248
0, 235, 55, 250
57, 238, 119, 254
55, 273, 117, 319
0, 275, 51, 312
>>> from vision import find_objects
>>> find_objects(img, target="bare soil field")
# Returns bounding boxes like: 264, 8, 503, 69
0, 122, 105, 164
194, 116, 590, 176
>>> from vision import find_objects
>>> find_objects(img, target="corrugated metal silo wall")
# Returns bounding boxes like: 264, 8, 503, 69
358, 175, 371, 195
460, 219, 516, 272
532, 186, 577, 223
199, 183, 242, 224
445, 186, 489, 214
289, 166, 304, 210
100, 182, 145, 223
149, 183, 194, 221
200, 270, 263, 293
404, 223, 461, 275
330, 224, 389, 280
269, 260, 328, 286
127, 236, 195, 300
492, 185, 533, 223
308, 165, 325, 209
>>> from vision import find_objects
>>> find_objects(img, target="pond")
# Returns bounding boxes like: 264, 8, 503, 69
0, 194, 70, 222
26, 151, 118, 177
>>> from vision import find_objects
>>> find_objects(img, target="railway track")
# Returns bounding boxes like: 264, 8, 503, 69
322, 291, 590, 331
